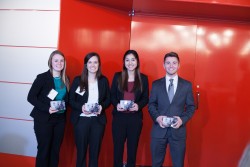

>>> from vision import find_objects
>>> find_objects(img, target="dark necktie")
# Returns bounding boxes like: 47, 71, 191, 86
168, 79, 174, 103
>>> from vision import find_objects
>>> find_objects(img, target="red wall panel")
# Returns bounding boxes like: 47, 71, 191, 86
190, 20, 250, 167
180, 0, 250, 6
58, 1, 131, 167
130, 16, 250, 167
133, 0, 250, 22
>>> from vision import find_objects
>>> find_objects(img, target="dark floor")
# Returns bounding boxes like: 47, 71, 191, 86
136, 166, 171, 167
123, 163, 172, 167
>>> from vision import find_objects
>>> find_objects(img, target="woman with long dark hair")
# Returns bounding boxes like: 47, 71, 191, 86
111, 50, 149, 167
69, 52, 110, 167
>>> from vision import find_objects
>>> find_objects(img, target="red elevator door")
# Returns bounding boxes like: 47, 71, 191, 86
130, 15, 250, 167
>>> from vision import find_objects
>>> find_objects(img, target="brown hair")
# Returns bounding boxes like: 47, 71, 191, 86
79, 52, 102, 92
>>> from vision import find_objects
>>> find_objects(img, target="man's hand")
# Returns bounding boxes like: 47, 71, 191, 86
156, 116, 166, 128
171, 116, 183, 129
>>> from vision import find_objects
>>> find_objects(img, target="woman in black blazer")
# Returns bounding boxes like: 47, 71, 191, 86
69, 52, 110, 167
111, 50, 149, 167
27, 50, 70, 167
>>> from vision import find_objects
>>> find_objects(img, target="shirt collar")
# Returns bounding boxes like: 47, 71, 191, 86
166, 74, 178, 82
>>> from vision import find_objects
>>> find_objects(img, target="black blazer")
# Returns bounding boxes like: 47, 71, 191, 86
69, 75, 110, 125
27, 70, 69, 122
110, 72, 149, 117
148, 76, 195, 139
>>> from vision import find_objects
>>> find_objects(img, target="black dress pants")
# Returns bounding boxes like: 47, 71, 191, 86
74, 116, 105, 167
34, 114, 66, 167
112, 113, 142, 167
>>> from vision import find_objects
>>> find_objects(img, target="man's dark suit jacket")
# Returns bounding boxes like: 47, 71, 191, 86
148, 76, 195, 139
69, 75, 110, 125
27, 70, 68, 122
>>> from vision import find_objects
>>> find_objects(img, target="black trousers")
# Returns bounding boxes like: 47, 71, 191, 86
112, 113, 142, 167
150, 128, 186, 167
74, 116, 105, 167
34, 114, 66, 167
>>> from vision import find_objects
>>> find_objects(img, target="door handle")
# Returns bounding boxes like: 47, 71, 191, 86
196, 85, 200, 110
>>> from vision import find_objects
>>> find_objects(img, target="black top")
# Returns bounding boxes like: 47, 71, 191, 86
69, 75, 111, 125
27, 70, 69, 122
110, 72, 149, 117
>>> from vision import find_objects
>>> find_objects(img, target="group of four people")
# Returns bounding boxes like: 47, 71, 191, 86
27, 49, 195, 167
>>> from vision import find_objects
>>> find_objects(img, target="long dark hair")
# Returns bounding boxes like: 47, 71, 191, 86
118, 50, 143, 92
79, 52, 101, 92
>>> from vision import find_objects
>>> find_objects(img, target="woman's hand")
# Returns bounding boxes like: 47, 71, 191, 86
82, 105, 91, 115
129, 103, 138, 112
49, 107, 58, 114
95, 105, 102, 115
117, 103, 126, 112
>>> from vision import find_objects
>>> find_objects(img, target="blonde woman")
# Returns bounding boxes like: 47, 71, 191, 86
28, 50, 70, 167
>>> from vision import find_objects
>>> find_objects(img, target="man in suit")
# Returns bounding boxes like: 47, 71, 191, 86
148, 52, 195, 167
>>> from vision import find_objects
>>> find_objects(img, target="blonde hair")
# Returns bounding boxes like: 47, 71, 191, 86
48, 50, 70, 91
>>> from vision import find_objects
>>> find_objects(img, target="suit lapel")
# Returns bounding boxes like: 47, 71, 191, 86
160, 77, 170, 104
172, 77, 183, 103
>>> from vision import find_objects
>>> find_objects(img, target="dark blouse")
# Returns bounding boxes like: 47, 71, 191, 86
123, 82, 135, 101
